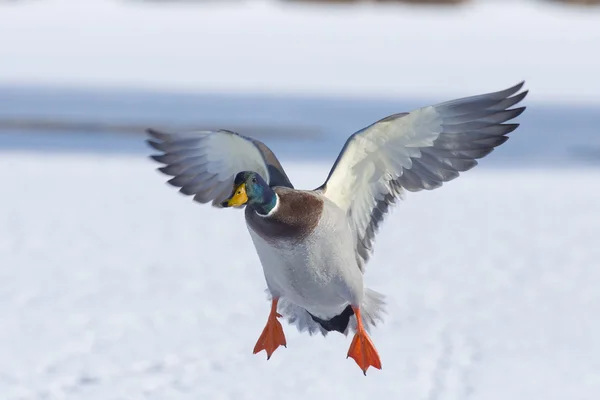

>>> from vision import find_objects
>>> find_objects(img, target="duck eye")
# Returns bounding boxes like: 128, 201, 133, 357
252, 177, 257, 184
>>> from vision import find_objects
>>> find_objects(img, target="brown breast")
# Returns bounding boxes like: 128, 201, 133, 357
245, 187, 324, 244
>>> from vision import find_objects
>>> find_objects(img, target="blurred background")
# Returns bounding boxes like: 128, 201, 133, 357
2, 0, 600, 162
1, 1, 599, 399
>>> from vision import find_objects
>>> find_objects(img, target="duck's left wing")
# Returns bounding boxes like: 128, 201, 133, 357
317, 82, 528, 271
147, 128, 293, 207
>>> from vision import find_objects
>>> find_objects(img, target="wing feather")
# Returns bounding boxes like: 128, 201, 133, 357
147, 128, 293, 207
318, 82, 528, 271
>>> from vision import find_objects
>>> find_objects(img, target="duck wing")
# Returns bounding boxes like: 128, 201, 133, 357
147, 129, 293, 207
316, 82, 528, 271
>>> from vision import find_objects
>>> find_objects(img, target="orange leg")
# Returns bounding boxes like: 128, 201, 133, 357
347, 306, 382, 375
253, 298, 287, 360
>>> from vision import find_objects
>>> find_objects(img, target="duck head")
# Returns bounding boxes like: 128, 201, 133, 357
222, 171, 277, 215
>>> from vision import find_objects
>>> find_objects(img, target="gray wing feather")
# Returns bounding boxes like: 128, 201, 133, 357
147, 128, 293, 207
320, 81, 528, 271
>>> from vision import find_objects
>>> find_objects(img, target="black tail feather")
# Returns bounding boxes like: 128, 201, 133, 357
307, 305, 354, 334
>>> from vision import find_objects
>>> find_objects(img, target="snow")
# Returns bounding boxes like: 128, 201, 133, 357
1, 0, 599, 397
1, 0, 600, 105
1, 153, 599, 399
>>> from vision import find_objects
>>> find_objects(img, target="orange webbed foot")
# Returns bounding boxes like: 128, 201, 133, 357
347, 306, 382, 375
253, 298, 287, 360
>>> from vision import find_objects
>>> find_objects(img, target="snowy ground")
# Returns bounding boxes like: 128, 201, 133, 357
2, 1, 599, 397
1, 0, 600, 105
1, 153, 599, 400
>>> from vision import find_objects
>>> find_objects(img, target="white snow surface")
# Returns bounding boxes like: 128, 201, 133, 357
1, 153, 599, 399
1, 0, 600, 105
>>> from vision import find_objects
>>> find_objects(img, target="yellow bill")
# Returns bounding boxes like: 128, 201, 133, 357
226, 183, 248, 207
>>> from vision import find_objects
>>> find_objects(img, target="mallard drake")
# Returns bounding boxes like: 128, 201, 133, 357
147, 82, 528, 374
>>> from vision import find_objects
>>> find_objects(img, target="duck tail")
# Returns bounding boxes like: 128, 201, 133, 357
309, 288, 388, 336
354, 288, 387, 334
276, 295, 330, 337
273, 288, 387, 337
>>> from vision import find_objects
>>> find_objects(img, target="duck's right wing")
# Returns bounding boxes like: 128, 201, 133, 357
147, 129, 293, 207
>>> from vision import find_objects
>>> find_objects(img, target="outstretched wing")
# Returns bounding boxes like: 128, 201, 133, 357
147, 128, 293, 207
317, 82, 528, 271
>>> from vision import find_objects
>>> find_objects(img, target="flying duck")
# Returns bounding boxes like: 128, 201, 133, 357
146, 82, 528, 374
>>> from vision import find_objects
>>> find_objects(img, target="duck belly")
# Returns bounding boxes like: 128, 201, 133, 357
247, 209, 364, 320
